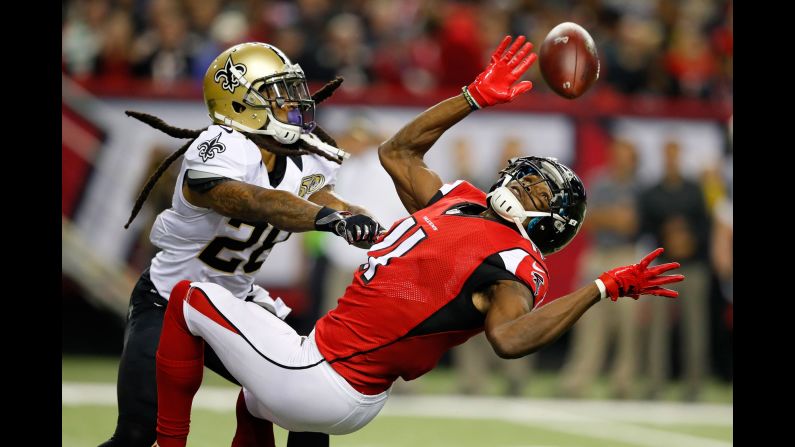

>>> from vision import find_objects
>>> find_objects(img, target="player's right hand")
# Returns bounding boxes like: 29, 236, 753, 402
598, 248, 685, 301
314, 207, 382, 247
463, 35, 537, 109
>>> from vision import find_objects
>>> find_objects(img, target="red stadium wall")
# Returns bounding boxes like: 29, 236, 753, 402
62, 104, 105, 218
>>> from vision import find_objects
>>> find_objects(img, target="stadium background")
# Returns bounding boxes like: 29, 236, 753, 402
62, 0, 733, 445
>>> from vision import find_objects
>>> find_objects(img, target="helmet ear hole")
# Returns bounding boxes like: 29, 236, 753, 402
232, 101, 247, 113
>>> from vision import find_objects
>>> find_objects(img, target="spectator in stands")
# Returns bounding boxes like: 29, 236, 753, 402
61, 0, 733, 98
63, 0, 111, 78
638, 138, 711, 401
131, 1, 198, 83
663, 20, 719, 99
311, 13, 373, 89
559, 136, 642, 399
94, 10, 134, 81
601, 15, 665, 95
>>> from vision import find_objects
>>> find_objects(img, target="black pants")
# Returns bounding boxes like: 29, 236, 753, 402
100, 270, 328, 447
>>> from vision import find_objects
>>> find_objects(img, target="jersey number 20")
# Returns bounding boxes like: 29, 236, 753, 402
199, 219, 287, 274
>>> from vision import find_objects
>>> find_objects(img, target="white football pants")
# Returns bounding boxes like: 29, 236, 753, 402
182, 282, 390, 435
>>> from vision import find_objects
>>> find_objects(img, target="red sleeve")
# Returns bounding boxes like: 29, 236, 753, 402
492, 247, 550, 307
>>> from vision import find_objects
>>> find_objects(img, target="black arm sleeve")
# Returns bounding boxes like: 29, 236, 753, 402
184, 169, 233, 193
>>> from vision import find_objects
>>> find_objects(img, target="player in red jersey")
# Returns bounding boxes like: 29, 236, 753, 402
152, 35, 684, 447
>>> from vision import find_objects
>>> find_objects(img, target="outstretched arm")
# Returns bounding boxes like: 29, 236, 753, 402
183, 180, 381, 245
309, 184, 384, 248
484, 248, 684, 358
377, 96, 471, 214
308, 184, 380, 221
378, 35, 537, 214
185, 180, 322, 232
483, 280, 600, 358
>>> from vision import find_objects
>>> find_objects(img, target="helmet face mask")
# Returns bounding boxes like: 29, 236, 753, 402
204, 43, 316, 143
487, 156, 587, 255
246, 70, 316, 132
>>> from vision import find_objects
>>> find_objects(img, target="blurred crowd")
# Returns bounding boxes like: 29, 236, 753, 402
62, 0, 732, 99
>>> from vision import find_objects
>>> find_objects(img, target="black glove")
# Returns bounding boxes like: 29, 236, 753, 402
314, 206, 382, 247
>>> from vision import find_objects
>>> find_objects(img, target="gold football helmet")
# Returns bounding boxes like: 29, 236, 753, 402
203, 42, 315, 144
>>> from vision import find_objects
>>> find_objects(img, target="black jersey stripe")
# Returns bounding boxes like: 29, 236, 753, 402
288, 153, 303, 171
405, 253, 533, 338
426, 189, 445, 207
321, 255, 533, 364
268, 154, 287, 187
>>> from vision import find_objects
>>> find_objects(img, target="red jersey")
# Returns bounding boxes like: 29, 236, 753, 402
315, 181, 551, 394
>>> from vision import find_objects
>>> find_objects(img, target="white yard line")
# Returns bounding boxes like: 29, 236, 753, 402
62, 382, 237, 412
380, 396, 733, 425
63, 383, 732, 446
381, 396, 732, 447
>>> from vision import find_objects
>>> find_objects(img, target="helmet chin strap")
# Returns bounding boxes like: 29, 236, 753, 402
486, 186, 564, 241
213, 111, 351, 160
513, 216, 531, 240
299, 132, 351, 160
213, 111, 301, 144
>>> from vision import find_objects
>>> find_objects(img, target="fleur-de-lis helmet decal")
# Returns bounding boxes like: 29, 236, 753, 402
213, 55, 247, 93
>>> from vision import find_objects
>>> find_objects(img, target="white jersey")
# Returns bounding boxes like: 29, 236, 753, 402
148, 125, 340, 300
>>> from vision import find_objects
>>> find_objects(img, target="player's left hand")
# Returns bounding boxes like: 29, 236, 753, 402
464, 35, 537, 109
315, 207, 382, 248
351, 228, 388, 249
598, 248, 684, 301
339, 214, 383, 248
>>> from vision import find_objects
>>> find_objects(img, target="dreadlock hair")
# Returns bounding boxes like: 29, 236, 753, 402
123, 76, 345, 229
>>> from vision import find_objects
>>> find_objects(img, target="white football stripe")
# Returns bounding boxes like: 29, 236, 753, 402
498, 249, 530, 275
439, 180, 464, 195
363, 228, 426, 281
370, 217, 416, 251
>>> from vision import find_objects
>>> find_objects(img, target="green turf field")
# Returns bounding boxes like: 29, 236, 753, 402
63, 356, 732, 446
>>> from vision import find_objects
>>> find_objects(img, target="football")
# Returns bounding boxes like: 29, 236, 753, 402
538, 22, 600, 99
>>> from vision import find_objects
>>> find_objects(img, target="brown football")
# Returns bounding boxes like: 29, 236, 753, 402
539, 22, 600, 99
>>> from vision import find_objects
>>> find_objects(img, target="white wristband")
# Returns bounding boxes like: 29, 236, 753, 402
594, 278, 608, 300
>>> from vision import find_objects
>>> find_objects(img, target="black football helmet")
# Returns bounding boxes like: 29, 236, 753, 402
486, 156, 587, 255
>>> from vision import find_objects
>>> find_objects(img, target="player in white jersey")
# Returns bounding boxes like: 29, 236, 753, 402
147, 121, 345, 300
100, 43, 380, 447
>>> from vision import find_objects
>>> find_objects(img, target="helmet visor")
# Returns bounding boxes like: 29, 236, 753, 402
244, 74, 316, 132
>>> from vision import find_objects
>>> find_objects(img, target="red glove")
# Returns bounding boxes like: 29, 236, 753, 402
463, 35, 537, 109
597, 248, 685, 301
